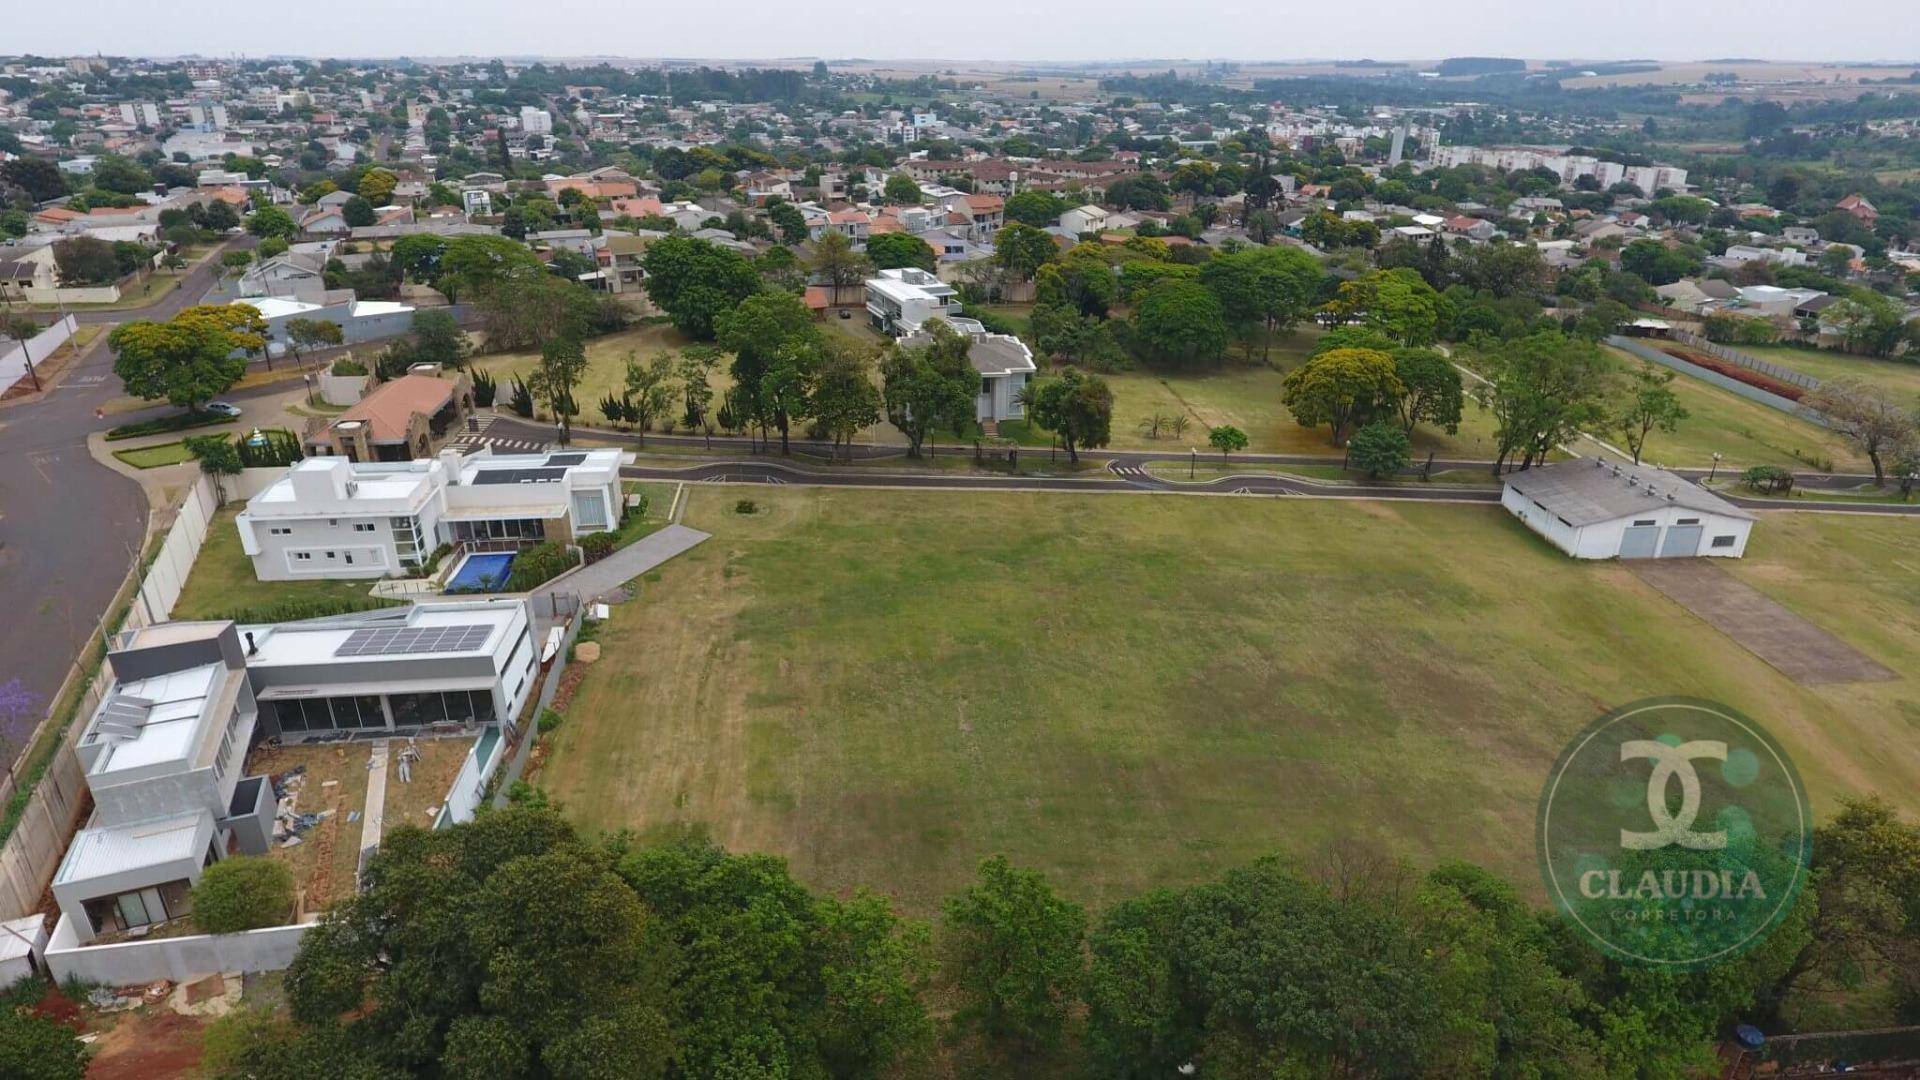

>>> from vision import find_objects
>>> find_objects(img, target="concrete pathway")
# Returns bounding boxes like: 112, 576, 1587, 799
359, 739, 390, 876
1629, 560, 1897, 685
543, 524, 711, 604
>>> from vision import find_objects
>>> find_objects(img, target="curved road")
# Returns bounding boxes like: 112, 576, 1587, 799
480, 417, 1917, 516
0, 239, 248, 761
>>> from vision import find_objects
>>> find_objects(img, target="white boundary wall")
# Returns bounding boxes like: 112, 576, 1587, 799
45, 911, 313, 984
0, 314, 76, 395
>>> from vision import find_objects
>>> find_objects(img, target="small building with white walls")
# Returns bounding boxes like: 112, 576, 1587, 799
1501, 459, 1755, 559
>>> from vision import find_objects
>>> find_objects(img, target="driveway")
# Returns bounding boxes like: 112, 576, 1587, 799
1629, 560, 1897, 686
541, 524, 712, 605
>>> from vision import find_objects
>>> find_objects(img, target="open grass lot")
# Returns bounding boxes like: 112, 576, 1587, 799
539, 487, 1920, 914
385, 735, 476, 832
1738, 344, 1920, 402
110, 440, 195, 469
171, 507, 393, 621
1603, 346, 1869, 471
474, 324, 905, 442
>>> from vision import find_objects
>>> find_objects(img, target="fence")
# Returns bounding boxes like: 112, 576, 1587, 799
0, 474, 223, 921
1667, 329, 1823, 392
0, 314, 77, 395
1608, 336, 1818, 422
44, 911, 313, 985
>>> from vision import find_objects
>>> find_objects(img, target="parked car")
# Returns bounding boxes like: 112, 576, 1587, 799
204, 401, 242, 417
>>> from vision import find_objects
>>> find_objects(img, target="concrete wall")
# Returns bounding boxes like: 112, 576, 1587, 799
317, 371, 369, 407
45, 911, 312, 984
22, 284, 121, 305
0, 314, 76, 395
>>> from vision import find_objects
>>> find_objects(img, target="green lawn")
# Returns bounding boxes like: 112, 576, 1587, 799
539, 487, 1920, 915
1603, 346, 1869, 472
111, 441, 195, 469
1737, 344, 1920, 402
171, 507, 397, 622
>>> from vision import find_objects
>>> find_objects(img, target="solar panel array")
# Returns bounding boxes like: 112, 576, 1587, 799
545, 452, 586, 466
471, 467, 566, 486
334, 623, 493, 658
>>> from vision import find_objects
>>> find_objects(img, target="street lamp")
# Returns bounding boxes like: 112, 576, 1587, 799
1708, 451, 1722, 484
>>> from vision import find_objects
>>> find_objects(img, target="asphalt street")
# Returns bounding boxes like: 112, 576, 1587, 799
0, 239, 247, 765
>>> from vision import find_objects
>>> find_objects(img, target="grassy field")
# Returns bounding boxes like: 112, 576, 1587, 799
538, 487, 1920, 914
1737, 345, 1920, 402
1601, 346, 1868, 471
111, 441, 195, 469
171, 508, 393, 621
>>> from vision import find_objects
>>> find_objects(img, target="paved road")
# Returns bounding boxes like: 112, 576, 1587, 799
484, 417, 1916, 515
0, 240, 242, 765
487, 415, 1889, 494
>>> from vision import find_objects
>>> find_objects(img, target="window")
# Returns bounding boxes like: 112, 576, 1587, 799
353, 522, 376, 533
269, 526, 292, 536
325, 551, 336, 560
1711, 535, 1736, 548
1677, 517, 1700, 525
1632, 519, 1656, 526
293, 552, 312, 561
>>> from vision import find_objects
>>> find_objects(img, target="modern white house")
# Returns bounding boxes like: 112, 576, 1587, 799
236, 448, 625, 581
1501, 459, 1755, 560
897, 317, 1037, 426
54, 622, 267, 944
48, 599, 538, 945
865, 268, 962, 336
1060, 204, 1110, 236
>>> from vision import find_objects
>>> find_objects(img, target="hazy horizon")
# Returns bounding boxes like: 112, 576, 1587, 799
8, 0, 1917, 68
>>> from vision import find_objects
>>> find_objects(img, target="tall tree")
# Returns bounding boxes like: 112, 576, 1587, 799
1131, 278, 1228, 368
1028, 369, 1115, 463
644, 235, 764, 340
1198, 243, 1323, 360
866, 232, 936, 272
622, 352, 676, 444
880, 320, 978, 457
808, 231, 871, 300
1281, 347, 1404, 446
943, 855, 1087, 1058
1801, 378, 1917, 485
109, 304, 268, 411
1472, 330, 1616, 473
528, 336, 588, 444
811, 340, 882, 460
1392, 347, 1465, 437
1613, 364, 1690, 464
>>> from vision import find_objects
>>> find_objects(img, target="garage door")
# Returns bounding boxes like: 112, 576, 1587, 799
1619, 525, 1661, 558
1659, 525, 1704, 558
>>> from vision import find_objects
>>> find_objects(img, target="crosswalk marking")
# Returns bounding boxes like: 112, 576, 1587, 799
1109, 464, 1151, 478
446, 432, 551, 455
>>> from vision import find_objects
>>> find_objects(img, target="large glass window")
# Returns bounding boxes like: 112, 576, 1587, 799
300, 698, 334, 732
389, 693, 424, 727
272, 699, 306, 733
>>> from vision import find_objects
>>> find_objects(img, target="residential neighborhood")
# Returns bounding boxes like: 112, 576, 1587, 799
0, 35, 1919, 1080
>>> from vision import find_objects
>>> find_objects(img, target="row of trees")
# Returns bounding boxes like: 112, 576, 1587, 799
110, 791, 1920, 1080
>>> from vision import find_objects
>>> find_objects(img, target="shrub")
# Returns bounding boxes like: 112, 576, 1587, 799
0, 1006, 86, 1080
329, 357, 368, 377
104, 409, 233, 441
537, 707, 564, 734
422, 543, 453, 576
735, 499, 757, 515
1741, 464, 1795, 494
191, 856, 295, 934
471, 368, 497, 407
202, 595, 401, 624
580, 531, 618, 563
504, 541, 578, 592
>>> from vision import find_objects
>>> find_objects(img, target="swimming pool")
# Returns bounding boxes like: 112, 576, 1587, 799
446, 552, 515, 593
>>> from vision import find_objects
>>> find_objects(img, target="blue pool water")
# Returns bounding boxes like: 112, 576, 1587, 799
447, 553, 515, 592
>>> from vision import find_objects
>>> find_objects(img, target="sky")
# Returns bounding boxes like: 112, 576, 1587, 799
7, 0, 1914, 66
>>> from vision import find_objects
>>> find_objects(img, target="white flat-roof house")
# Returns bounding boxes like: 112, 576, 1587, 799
865, 268, 962, 337
54, 622, 265, 944
1502, 459, 1755, 560
49, 599, 539, 944
236, 448, 624, 581
898, 317, 1037, 426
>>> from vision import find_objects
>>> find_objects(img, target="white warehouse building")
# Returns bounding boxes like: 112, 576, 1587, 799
1501, 459, 1755, 560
